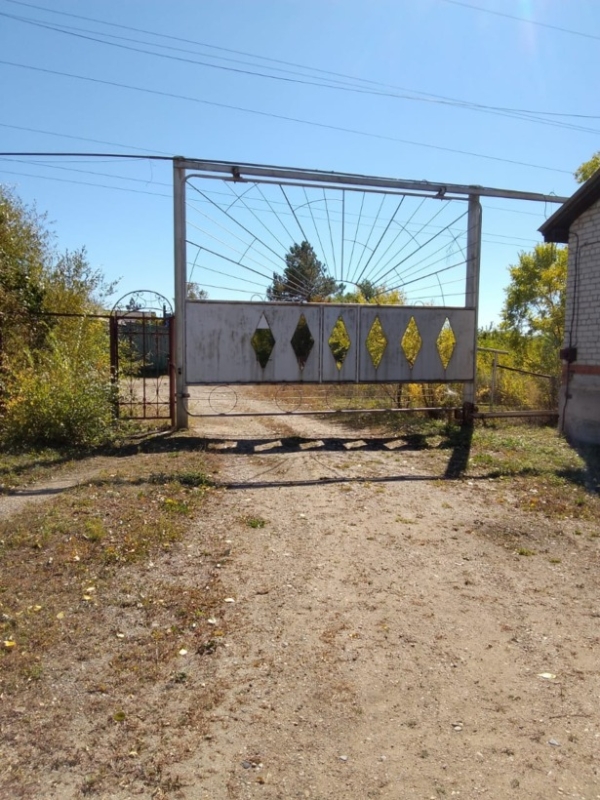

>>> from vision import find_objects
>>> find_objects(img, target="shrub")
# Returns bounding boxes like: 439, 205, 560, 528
1, 320, 115, 448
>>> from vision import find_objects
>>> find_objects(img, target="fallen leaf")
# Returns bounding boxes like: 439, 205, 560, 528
3, 640, 16, 649
538, 672, 557, 680
56, 612, 65, 620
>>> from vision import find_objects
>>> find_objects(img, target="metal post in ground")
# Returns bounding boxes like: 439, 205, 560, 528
173, 157, 189, 429
463, 194, 482, 423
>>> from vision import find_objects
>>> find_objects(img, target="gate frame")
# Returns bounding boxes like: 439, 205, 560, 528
173, 159, 568, 429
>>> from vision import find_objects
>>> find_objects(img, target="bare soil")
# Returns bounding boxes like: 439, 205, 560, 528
2, 388, 600, 799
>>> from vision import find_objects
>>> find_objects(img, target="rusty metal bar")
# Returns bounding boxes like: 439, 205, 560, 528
474, 410, 558, 419
169, 315, 176, 426
109, 315, 120, 419
184, 406, 463, 418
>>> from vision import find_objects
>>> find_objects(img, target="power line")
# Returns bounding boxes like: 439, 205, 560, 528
440, 0, 600, 43
0, 166, 172, 198
0, 150, 171, 160
0, 121, 173, 155
0, 63, 579, 175
4, 0, 597, 122
0, 135, 582, 217
3, 9, 599, 135
0, 159, 550, 250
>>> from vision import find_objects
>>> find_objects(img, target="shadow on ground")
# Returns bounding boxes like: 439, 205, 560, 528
557, 441, 600, 493
4, 425, 599, 496
2, 426, 476, 496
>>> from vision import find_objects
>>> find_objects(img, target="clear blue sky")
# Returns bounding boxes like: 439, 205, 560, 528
1, 0, 598, 326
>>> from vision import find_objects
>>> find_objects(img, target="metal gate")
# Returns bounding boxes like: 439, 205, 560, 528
109, 295, 175, 423
171, 159, 567, 428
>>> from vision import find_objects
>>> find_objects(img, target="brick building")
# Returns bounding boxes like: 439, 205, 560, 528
540, 171, 600, 445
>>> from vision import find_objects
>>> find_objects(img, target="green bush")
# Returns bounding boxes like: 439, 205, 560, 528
1, 322, 115, 448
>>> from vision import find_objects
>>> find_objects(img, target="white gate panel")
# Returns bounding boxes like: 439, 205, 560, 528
185, 301, 322, 383
185, 301, 475, 384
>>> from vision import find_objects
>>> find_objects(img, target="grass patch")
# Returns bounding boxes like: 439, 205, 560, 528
517, 547, 536, 557
244, 515, 267, 529
334, 416, 600, 521
0, 435, 230, 798
0, 447, 75, 491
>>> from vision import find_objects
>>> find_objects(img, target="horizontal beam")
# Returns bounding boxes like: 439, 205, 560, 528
175, 157, 569, 204
185, 406, 463, 417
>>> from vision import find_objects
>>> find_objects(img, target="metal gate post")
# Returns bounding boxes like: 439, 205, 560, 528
109, 315, 120, 419
173, 157, 189, 429
463, 194, 482, 418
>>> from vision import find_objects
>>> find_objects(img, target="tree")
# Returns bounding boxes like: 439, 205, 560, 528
500, 243, 567, 405
502, 244, 566, 347
44, 247, 117, 314
574, 152, 600, 184
0, 186, 50, 355
333, 280, 406, 305
267, 241, 340, 302
0, 188, 118, 447
186, 281, 208, 301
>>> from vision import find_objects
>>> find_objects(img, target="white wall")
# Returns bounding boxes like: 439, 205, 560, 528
560, 199, 600, 444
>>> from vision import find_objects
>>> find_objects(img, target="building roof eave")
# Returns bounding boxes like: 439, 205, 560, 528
539, 169, 600, 244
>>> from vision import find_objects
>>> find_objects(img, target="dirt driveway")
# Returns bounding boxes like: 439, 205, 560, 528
2, 388, 600, 799
172, 389, 599, 800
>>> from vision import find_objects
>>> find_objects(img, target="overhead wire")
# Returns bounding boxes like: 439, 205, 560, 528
0, 138, 551, 225
0, 60, 574, 175
2, 0, 598, 122
3, 10, 600, 137
440, 0, 600, 43
0, 159, 544, 256
0, 121, 173, 154
0, 166, 172, 198
0, 154, 546, 302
